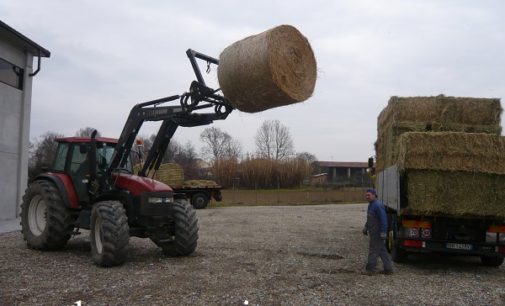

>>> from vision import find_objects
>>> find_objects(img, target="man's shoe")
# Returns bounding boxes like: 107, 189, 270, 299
382, 270, 394, 275
363, 269, 376, 276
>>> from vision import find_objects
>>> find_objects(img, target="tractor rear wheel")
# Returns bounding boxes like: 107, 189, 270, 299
90, 201, 129, 267
21, 180, 75, 250
151, 200, 198, 256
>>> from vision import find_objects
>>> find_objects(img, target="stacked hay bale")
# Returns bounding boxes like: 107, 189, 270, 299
153, 163, 184, 186
134, 163, 185, 186
376, 95, 505, 218
376, 95, 502, 172
182, 180, 220, 188
136, 163, 220, 189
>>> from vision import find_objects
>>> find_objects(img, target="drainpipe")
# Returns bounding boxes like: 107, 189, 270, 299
29, 50, 41, 77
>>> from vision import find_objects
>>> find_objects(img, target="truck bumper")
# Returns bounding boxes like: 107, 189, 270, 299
399, 239, 505, 257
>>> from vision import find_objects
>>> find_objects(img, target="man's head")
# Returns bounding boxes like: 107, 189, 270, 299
365, 188, 377, 202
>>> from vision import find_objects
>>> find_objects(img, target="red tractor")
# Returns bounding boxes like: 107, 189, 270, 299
21, 50, 233, 266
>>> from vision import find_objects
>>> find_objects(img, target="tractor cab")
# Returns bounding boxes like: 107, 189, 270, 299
52, 137, 130, 204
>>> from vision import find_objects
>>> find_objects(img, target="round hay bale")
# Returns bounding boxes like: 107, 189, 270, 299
217, 25, 317, 113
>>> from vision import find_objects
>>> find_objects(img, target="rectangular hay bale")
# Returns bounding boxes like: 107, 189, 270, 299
378, 95, 502, 129
154, 163, 184, 186
375, 122, 501, 172
396, 132, 505, 174
403, 170, 505, 218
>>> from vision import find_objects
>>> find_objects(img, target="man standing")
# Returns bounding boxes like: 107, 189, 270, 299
363, 188, 393, 275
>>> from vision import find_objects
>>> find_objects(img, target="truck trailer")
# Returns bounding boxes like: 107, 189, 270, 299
376, 164, 505, 266
373, 96, 505, 267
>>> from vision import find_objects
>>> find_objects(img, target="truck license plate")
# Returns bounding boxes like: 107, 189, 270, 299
446, 243, 473, 250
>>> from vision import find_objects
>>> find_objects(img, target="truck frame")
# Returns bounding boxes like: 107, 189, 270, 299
377, 164, 505, 267
173, 183, 223, 209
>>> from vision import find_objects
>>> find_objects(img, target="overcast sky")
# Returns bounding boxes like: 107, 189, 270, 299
2, 0, 504, 161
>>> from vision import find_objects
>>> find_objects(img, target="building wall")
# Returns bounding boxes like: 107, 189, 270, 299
0, 40, 33, 221
323, 166, 373, 187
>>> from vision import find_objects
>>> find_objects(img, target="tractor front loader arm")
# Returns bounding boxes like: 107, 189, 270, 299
104, 49, 234, 183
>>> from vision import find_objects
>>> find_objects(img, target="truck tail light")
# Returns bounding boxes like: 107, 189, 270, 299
488, 225, 505, 233
496, 246, 505, 254
402, 220, 432, 239
407, 228, 419, 238
486, 225, 505, 244
421, 228, 432, 239
402, 220, 432, 229
403, 240, 425, 248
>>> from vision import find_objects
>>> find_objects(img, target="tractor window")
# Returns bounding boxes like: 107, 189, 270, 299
69, 144, 89, 176
53, 143, 69, 172
96, 144, 115, 171
96, 144, 132, 173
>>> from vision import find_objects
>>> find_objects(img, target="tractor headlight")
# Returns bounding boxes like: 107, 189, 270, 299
147, 197, 174, 204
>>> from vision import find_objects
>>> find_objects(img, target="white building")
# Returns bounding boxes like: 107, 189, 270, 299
0, 21, 50, 221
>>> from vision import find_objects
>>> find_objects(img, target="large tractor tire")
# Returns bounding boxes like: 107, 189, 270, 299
90, 201, 129, 267
151, 200, 198, 256
21, 180, 75, 250
481, 255, 504, 267
191, 192, 210, 209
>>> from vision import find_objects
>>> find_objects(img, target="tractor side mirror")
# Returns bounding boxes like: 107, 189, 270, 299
367, 157, 375, 176
89, 130, 98, 181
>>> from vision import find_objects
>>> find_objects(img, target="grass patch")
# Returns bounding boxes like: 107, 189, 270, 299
208, 188, 367, 208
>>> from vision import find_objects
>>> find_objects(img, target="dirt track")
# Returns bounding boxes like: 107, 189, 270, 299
1, 204, 505, 305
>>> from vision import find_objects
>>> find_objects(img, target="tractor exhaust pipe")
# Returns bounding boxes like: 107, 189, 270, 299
89, 130, 98, 182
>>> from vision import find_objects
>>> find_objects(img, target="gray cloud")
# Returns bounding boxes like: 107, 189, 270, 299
2, 0, 504, 161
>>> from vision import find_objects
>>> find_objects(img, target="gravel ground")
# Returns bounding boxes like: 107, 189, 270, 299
1, 203, 505, 306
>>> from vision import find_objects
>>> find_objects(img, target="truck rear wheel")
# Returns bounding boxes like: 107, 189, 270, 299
191, 192, 209, 209
90, 201, 129, 267
151, 200, 198, 256
21, 180, 75, 250
387, 214, 407, 262
480, 255, 504, 267
387, 230, 407, 262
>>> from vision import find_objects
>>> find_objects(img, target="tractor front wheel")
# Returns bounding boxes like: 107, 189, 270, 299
21, 180, 75, 250
90, 201, 129, 267
150, 200, 198, 256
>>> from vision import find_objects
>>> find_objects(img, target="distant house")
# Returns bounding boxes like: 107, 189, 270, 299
0, 21, 50, 221
310, 173, 328, 185
313, 161, 373, 187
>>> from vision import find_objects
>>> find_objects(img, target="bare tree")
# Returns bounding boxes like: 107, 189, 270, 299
296, 152, 317, 164
139, 136, 198, 178
144, 134, 181, 163
28, 131, 64, 178
223, 138, 242, 160
174, 141, 199, 179
200, 127, 242, 161
296, 151, 318, 175
75, 127, 101, 137
255, 120, 294, 160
